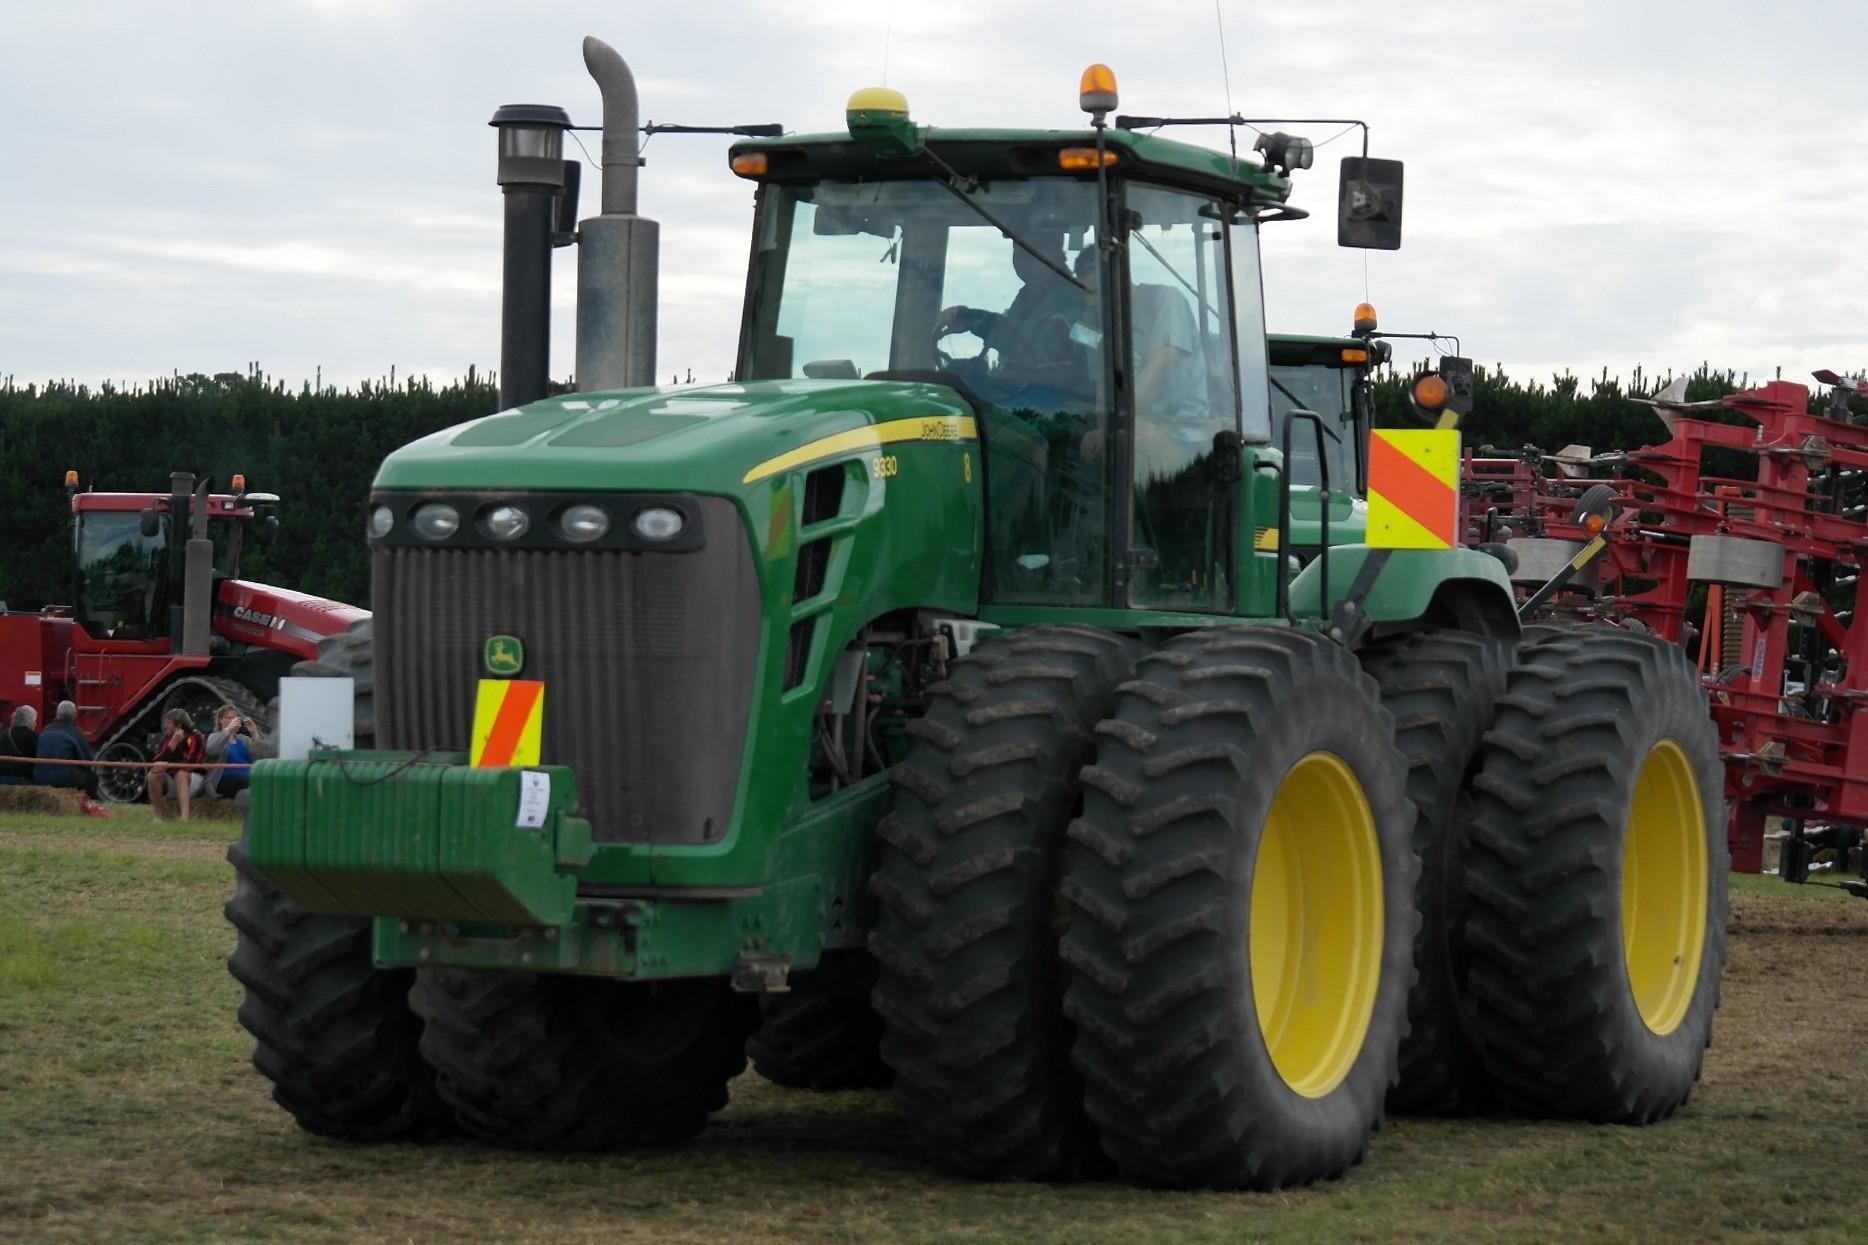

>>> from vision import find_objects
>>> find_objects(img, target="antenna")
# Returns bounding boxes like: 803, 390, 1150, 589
1213, 0, 1237, 165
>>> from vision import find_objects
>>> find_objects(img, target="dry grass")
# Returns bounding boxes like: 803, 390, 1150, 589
1, 815, 1865, 1245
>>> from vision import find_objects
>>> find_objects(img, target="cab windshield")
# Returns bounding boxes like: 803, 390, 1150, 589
742, 176, 1112, 605
1270, 359, 1361, 491
75, 511, 166, 640
741, 174, 1264, 612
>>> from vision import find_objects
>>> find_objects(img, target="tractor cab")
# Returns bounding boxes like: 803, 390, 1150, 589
67, 471, 277, 647
730, 77, 1401, 617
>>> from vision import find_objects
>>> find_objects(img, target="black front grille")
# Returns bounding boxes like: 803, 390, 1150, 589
373, 496, 761, 845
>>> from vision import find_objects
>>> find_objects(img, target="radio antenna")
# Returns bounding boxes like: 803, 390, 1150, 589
1214, 0, 1238, 166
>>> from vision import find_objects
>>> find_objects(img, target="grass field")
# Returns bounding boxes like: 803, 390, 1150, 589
2, 810, 1865, 1244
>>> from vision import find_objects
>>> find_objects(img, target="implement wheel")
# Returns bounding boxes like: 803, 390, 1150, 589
1465, 626, 1727, 1121
1361, 629, 1512, 1116
411, 971, 756, 1150
1060, 629, 1415, 1190
748, 952, 892, 1091
870, 624, 1141, 1180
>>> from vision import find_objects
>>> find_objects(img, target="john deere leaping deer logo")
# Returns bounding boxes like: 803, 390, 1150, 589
484, 634, 524, 677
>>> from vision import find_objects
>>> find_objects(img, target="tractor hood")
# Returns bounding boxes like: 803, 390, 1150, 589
374, 379, 976, 495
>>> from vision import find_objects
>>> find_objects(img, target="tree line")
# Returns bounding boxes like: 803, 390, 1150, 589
0, 361, 1839, 612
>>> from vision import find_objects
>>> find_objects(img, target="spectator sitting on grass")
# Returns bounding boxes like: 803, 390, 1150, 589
0, 705, 39, 786
35, 700, 103, 809
146, 708, 206, 821
204, 704, 261, 800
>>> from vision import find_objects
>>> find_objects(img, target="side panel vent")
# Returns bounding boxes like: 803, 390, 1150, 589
784, 619, 815, 690
802, 465, 845, 526
794, 538, 831, 603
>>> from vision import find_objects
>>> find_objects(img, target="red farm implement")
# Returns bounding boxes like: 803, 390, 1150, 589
1463, 376, 1868, 884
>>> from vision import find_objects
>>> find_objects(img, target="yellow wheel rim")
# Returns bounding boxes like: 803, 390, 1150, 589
1249, 751, 1384, 1098
1622, 739, 1708, 1035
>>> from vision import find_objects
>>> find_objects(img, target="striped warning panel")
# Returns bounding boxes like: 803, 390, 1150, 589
471, 678, 545, 768
1367, 429, 1460, 549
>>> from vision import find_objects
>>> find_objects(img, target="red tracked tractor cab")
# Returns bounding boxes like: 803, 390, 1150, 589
0, 471, 366, 800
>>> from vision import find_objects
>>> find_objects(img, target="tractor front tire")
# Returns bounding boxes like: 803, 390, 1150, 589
226, 819, 449, 1141
748, 952, 892, 1091
1061, 629, 1416, 1190
1361, 629, 1512, 1116
411, 970, 756, 1150
1464, 626, 1727, 1122
869, 624, 1140, 1181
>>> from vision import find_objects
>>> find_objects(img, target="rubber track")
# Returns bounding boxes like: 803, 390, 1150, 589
869, 623, 1140, 1179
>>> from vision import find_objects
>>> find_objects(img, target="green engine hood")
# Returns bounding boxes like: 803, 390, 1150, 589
374, 379, 978, 495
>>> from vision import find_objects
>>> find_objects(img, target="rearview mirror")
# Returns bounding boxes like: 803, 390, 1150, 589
1338, 157, 1404, 250
1439, 356, 1475, 418
139, 508, 161, 538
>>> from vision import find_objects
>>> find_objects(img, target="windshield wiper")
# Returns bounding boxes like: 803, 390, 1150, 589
920, 146, 1086, 291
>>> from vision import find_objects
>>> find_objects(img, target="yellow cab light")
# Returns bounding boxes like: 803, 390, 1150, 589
1353, 302, 1378, 333
231, 473, 247, 492
1411, 372, 1450, 411
1058, 147, 1118, 170
1079, 64, 1119, 116
63, 469, 79, 488
730, 152, 768, 178
1340, 348, 1369, 364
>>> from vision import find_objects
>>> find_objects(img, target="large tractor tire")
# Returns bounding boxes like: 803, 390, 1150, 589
1464, 626, 1727, 1122
747, 952, 892, 1091
1060, 629, 1416, 1190
869, 624, 1141, 1180
225, 619, 450, 1141
410, 970, 756, 1150
1361, 629, 1512, 1116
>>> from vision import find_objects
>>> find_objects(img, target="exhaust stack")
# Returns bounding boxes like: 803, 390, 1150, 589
490, 103, 572, 409
575, 36, 659, 392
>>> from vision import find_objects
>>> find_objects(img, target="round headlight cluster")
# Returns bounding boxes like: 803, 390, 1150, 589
413, 503, 460, 540
480, 504, 530, 541
368, 505, 394, 539
558, 504, 611, 543
632, 507, 686, 542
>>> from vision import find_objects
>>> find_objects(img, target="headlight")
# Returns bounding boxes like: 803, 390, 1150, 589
480, 503, 530, 541
559, 504, 611, 543
412, 503, 460, 541
631, 507, 685, 542
367, 504, 394, 539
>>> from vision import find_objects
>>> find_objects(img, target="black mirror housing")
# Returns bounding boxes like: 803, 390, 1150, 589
1338, 157, 1404, 250
139, 507, 161, 539
1439, 356, 1475, 417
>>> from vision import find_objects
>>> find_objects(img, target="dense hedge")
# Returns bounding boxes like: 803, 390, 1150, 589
0, 361, 1844, 611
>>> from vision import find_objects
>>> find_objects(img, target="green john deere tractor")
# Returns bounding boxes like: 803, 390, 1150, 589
226, 43, 1728, 1189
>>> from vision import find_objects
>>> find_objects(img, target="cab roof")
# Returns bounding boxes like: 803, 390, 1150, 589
731, 125, 1295, 208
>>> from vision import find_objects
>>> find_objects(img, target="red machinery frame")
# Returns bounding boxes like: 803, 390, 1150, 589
1461, 380, 1868, 872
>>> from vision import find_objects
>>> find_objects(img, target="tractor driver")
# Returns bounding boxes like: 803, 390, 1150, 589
934, 235, 1085, 397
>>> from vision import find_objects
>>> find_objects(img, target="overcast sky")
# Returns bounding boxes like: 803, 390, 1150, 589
2, 0, 1864, 396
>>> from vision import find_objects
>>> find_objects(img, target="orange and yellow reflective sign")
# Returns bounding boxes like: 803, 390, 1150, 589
1367, 429, 1460, 549
470, 679, 544, 768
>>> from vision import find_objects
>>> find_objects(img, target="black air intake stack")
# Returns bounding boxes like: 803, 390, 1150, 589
575, 36, 659, 392
489, 103, 572, 409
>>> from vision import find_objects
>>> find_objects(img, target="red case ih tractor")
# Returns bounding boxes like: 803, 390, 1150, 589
0, 471, 365, 800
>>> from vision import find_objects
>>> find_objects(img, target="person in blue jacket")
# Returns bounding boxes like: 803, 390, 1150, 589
34, 700, 99, 799
0, 705, 39, 785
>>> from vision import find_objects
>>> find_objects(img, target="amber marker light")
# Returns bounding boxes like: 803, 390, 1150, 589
1079, 64, 1118, 116
1412, 373, 1450, 410
1583, 511, 1609, 534
1058, 147, 1117, 170
730, 152, 768, 177
63, 469, 79, 488
1340, 348, 1368, 364
1353, 302, 1379, 333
